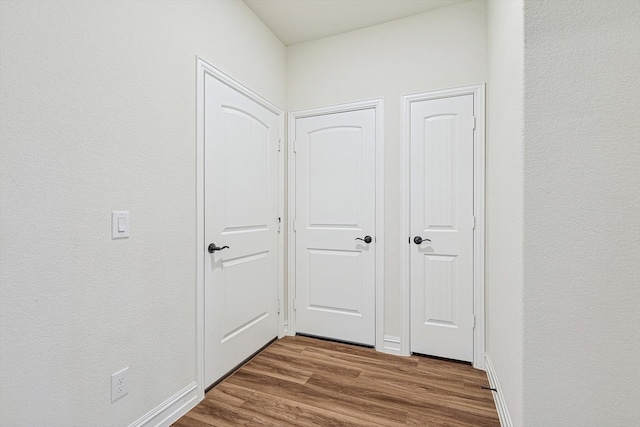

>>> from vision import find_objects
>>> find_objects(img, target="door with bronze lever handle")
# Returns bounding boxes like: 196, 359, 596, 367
413, 236, 431, 244
208, 243, 229, 253
355, 236, 373, 244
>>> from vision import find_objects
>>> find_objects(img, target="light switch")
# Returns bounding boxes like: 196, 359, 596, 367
112, 211, 130, 239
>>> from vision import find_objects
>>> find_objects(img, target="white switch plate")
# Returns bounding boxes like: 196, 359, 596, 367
111, 367, 129, 402
112, 211, 129, 239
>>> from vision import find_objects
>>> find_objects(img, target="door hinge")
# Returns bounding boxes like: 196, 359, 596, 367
277, 299, 281, 315
472, 116, 476, 130
293, 298, 297, 311
293, 140, 297, 153
472, 315, 476, 328
472, 216, 476, 230
278, 138, 281, 152
293, 219, 296, 232
277, 217, 281, 234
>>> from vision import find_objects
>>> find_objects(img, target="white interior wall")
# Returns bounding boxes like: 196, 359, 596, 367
0, 1, 285, 425
286, 0, 488, 339
486, 0, 524, 425
522, 1, 640, 425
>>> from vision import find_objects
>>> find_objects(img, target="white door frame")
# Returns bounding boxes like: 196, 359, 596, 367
195, 57, 285, 400
401, 84, 485, 369
288, 98, 385, 352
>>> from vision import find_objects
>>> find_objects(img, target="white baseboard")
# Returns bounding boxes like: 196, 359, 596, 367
382, 335, 402, 355
484, 354, 513, 427
129, 381, 199, 427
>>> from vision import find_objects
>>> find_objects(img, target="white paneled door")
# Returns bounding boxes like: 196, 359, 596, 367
410, 95, 474, 362
294, 108, 376, 346
203, 71, 279, 387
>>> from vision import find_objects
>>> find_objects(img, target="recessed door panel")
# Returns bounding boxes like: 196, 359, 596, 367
423, 254, 456, 327
424, 115, 456, 230
294, 108, 376, 346
308, 249, 362, 315
222, 107, 269, 231
308, 128, 362, 228
222, 252, 269, 342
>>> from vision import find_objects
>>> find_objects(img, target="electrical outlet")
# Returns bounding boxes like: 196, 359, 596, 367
111, 367, 129, 403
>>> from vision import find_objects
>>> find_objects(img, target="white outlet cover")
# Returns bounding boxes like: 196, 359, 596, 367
111, 367, 129, 402
112, 211, 130, 239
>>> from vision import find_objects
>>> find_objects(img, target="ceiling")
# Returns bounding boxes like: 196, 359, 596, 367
243, 0, 470, 46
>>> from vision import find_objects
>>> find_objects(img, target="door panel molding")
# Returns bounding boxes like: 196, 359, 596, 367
288, 98, 385, 352
401, 84, 485, 369
196, 57, 284, 400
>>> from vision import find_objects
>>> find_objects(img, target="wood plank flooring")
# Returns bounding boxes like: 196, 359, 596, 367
173, 336, 500, 426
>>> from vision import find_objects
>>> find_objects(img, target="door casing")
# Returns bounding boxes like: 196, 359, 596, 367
401, 84, 485, 369
196, 57, 285, 399
288, 98, 385, 352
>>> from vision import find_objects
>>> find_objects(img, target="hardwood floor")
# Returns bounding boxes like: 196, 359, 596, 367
173, 336, 500, 426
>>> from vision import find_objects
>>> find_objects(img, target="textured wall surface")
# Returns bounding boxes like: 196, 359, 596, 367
522, 0, 640, 425
0, 1, 285, 425
486, 0, 524, 425
286, 0, 488, 338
